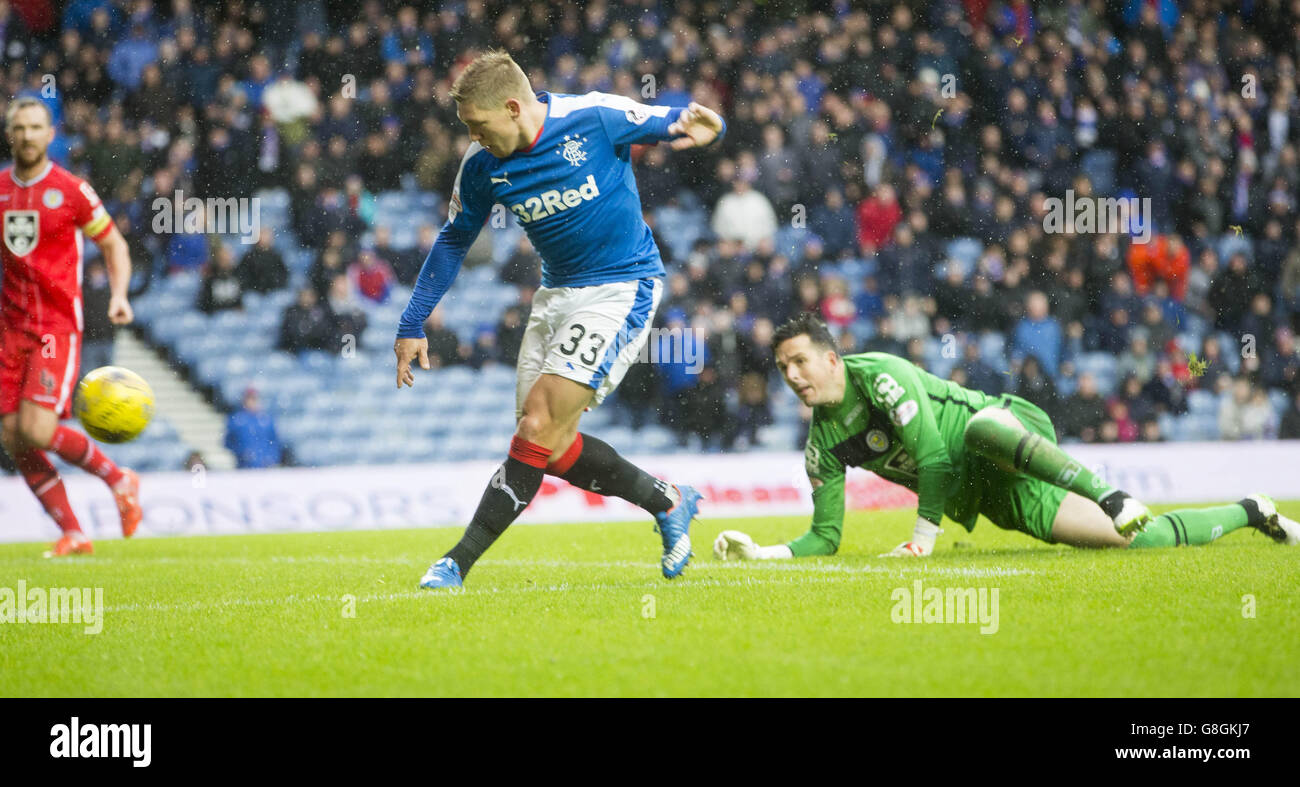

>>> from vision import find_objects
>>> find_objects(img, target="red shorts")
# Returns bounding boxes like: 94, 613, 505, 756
0, 326, 81, 419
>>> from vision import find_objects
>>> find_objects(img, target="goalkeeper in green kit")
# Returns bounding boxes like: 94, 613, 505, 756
713, 314, 1299, 561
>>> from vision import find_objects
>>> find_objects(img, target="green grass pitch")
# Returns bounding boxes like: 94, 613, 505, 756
2, 502, 1297, 697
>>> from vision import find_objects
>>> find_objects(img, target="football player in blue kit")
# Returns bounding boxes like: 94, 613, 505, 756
395, 50, 726, 589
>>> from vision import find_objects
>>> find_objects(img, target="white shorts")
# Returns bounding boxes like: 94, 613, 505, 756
515, 277, 663, 417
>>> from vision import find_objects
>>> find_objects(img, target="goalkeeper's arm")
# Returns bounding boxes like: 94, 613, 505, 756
713, 473, 845, 561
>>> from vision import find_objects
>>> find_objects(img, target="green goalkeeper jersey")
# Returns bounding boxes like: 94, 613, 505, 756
790, 352, 1000, 557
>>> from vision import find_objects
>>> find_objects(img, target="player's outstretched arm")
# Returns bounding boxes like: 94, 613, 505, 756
713, 471, 846, 561
95, 226, 133, 325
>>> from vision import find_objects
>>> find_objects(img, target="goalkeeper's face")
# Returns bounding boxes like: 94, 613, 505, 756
775, 334, 844, 407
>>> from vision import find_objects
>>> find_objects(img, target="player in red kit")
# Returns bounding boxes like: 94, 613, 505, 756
1, 97, 142, 556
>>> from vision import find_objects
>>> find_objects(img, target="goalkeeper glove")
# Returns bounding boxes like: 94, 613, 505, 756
879, 518, 942, 558
712, 530, 793, 560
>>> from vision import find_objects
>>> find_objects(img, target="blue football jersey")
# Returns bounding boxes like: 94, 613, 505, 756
397, 91, 725, 339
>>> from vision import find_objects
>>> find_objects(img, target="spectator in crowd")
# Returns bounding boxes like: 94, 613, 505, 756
876, 223, 930, 296
890, 295, 931, 345
756, 124, 801, 215
687, 366, 731, 452
958, 341, 1003, 396
382, 224, 430, 287
1240, 293, 1278, 358
1015, 355, 1060, 425
496, 305, 526, 366
810, 189, 857, 259
656, 310, 705, 445
1142, 359, 1189, 417
1136, 301, 1174, 353
1219, 378, 1278, 440
711, 164, 778, 251
819, 277, 855, 330
966, 274, 1008, 334
733, 372, 773, 450
166, 232, 208, 274
196, 246, 244, 314
856, 183, 901, 255
349, 248, 396, 304
326, 274, 367, 352
80, 258, 117, 373
1128, 234, 1189, 300
223, 388, 283, 469
423, 307, 463, 368
613, 358, 659, 433
278, 287, 334, 353
235, 228, 288, 294
1061, 373, 1108, 443
1207, 253, 1263, 333
1013, 291, 1063, 376
466, 329, 499, 370
1262, 328, 1300, 393
1117, 374, 1156, 426
1106, 399, 1140, 443
309, 244, 348, 298
1280, 390, 1300, 439
1117, 333, 1157, 385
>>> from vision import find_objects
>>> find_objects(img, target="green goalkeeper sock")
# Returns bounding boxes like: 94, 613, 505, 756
964, 411, 1121, 507
1129, 502, 1254, 548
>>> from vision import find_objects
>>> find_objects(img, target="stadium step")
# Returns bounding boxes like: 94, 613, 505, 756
114, 331, 238, 470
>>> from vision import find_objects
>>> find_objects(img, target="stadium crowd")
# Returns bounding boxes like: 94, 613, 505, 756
3, 0, 1300, 470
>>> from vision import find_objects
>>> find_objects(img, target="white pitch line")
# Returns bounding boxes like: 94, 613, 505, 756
94, 571, 939, 614
0, 554, 1040, 578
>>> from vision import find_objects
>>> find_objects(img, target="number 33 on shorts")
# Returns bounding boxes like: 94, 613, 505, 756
516, 278, 664, 410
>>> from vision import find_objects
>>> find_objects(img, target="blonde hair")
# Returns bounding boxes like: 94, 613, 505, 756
5, 97, 53, 129
450, 49, 532, 109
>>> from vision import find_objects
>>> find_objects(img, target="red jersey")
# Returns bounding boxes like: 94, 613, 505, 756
0, 161, 115, 335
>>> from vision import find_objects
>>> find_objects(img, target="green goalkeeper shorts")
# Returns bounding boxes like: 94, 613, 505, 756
970, 395, 1070, 543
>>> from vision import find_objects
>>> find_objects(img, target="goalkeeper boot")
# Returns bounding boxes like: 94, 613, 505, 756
1247, 494, 1300, 545
46, 531, 93, 558
113, 468, 141, 538
418, 557, 464, 590
1110, 494, 1154, 537
654, 485, 701, 579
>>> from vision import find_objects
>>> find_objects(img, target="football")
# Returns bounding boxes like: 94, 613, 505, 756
73, 366, 155, 444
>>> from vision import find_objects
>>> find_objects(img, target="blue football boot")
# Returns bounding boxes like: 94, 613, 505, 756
654, 485, 702, 579
419, 557, 464, 590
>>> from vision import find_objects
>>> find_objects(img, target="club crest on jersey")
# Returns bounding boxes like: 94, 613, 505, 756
557, 134, 588, 167
3, 210, 39, 256
42, 188, 64, 209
